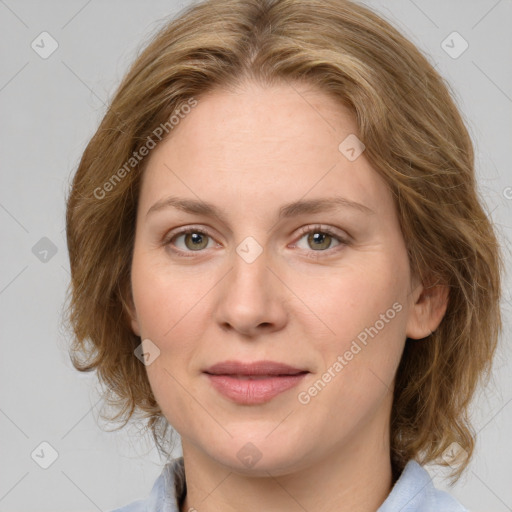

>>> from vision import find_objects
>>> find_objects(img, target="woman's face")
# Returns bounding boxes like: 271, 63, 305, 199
128, 81, 429, 475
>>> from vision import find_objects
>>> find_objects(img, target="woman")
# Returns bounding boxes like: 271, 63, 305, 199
65, 0, 503, 510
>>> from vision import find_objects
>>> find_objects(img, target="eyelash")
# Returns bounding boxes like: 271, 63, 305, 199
162, 224, 350, 259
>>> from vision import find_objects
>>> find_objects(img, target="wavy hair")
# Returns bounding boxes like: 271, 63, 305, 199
64, 0, 503, 481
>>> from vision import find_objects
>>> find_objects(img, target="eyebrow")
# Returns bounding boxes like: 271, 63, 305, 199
145, 195, 375, 221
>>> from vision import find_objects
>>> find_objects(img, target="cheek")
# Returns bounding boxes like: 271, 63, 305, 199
299, 284, 406, 432
130, 250, 210, 395
293, 258, 407, 339
130, 248, 202, 338
296, 257, 409, 395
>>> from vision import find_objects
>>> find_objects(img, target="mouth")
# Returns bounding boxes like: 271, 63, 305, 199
203, 360, 309, 405
204, 359, 308, 376
210, 373, 307, 379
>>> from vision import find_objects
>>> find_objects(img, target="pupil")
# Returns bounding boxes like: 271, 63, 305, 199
186, 232, 207, 250
309, 232, 330, 250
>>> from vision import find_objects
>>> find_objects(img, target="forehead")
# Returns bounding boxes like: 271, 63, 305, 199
138, 82, 393, 219
179, 81, 356, 152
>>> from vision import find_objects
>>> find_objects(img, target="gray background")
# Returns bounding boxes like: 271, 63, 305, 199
0, 0, 511, 511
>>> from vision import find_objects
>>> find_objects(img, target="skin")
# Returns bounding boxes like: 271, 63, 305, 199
127, 80, 448, 512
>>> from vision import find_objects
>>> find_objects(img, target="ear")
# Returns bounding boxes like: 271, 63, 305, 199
128, 307, 142, 337
406, 277, 449, 340
124, 287, 141, 337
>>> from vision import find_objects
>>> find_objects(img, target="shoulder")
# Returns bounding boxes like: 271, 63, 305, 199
378, 460, 468, 512
108, 457, 185, 512
109, 496, 150, 512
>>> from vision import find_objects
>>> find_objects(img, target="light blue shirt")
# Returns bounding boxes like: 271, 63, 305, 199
111, 457, 468, 512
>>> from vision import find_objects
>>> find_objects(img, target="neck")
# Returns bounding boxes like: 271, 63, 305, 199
179, 411, 393, 512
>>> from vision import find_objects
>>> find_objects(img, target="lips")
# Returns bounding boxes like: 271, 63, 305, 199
204, 360, 308, 376
203, 360, 309, 405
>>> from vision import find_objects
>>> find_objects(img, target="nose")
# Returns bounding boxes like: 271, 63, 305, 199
214, 247, 288, 337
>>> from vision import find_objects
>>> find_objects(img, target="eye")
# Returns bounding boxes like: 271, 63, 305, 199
163, 224, 349, 258
292, 225, 348, 254
164, 227, 217, 256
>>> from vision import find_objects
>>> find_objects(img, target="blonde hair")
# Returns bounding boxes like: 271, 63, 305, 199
65, 0, 503, 480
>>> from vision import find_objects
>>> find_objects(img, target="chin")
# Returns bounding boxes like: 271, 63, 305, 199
201, 435, 310, 476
